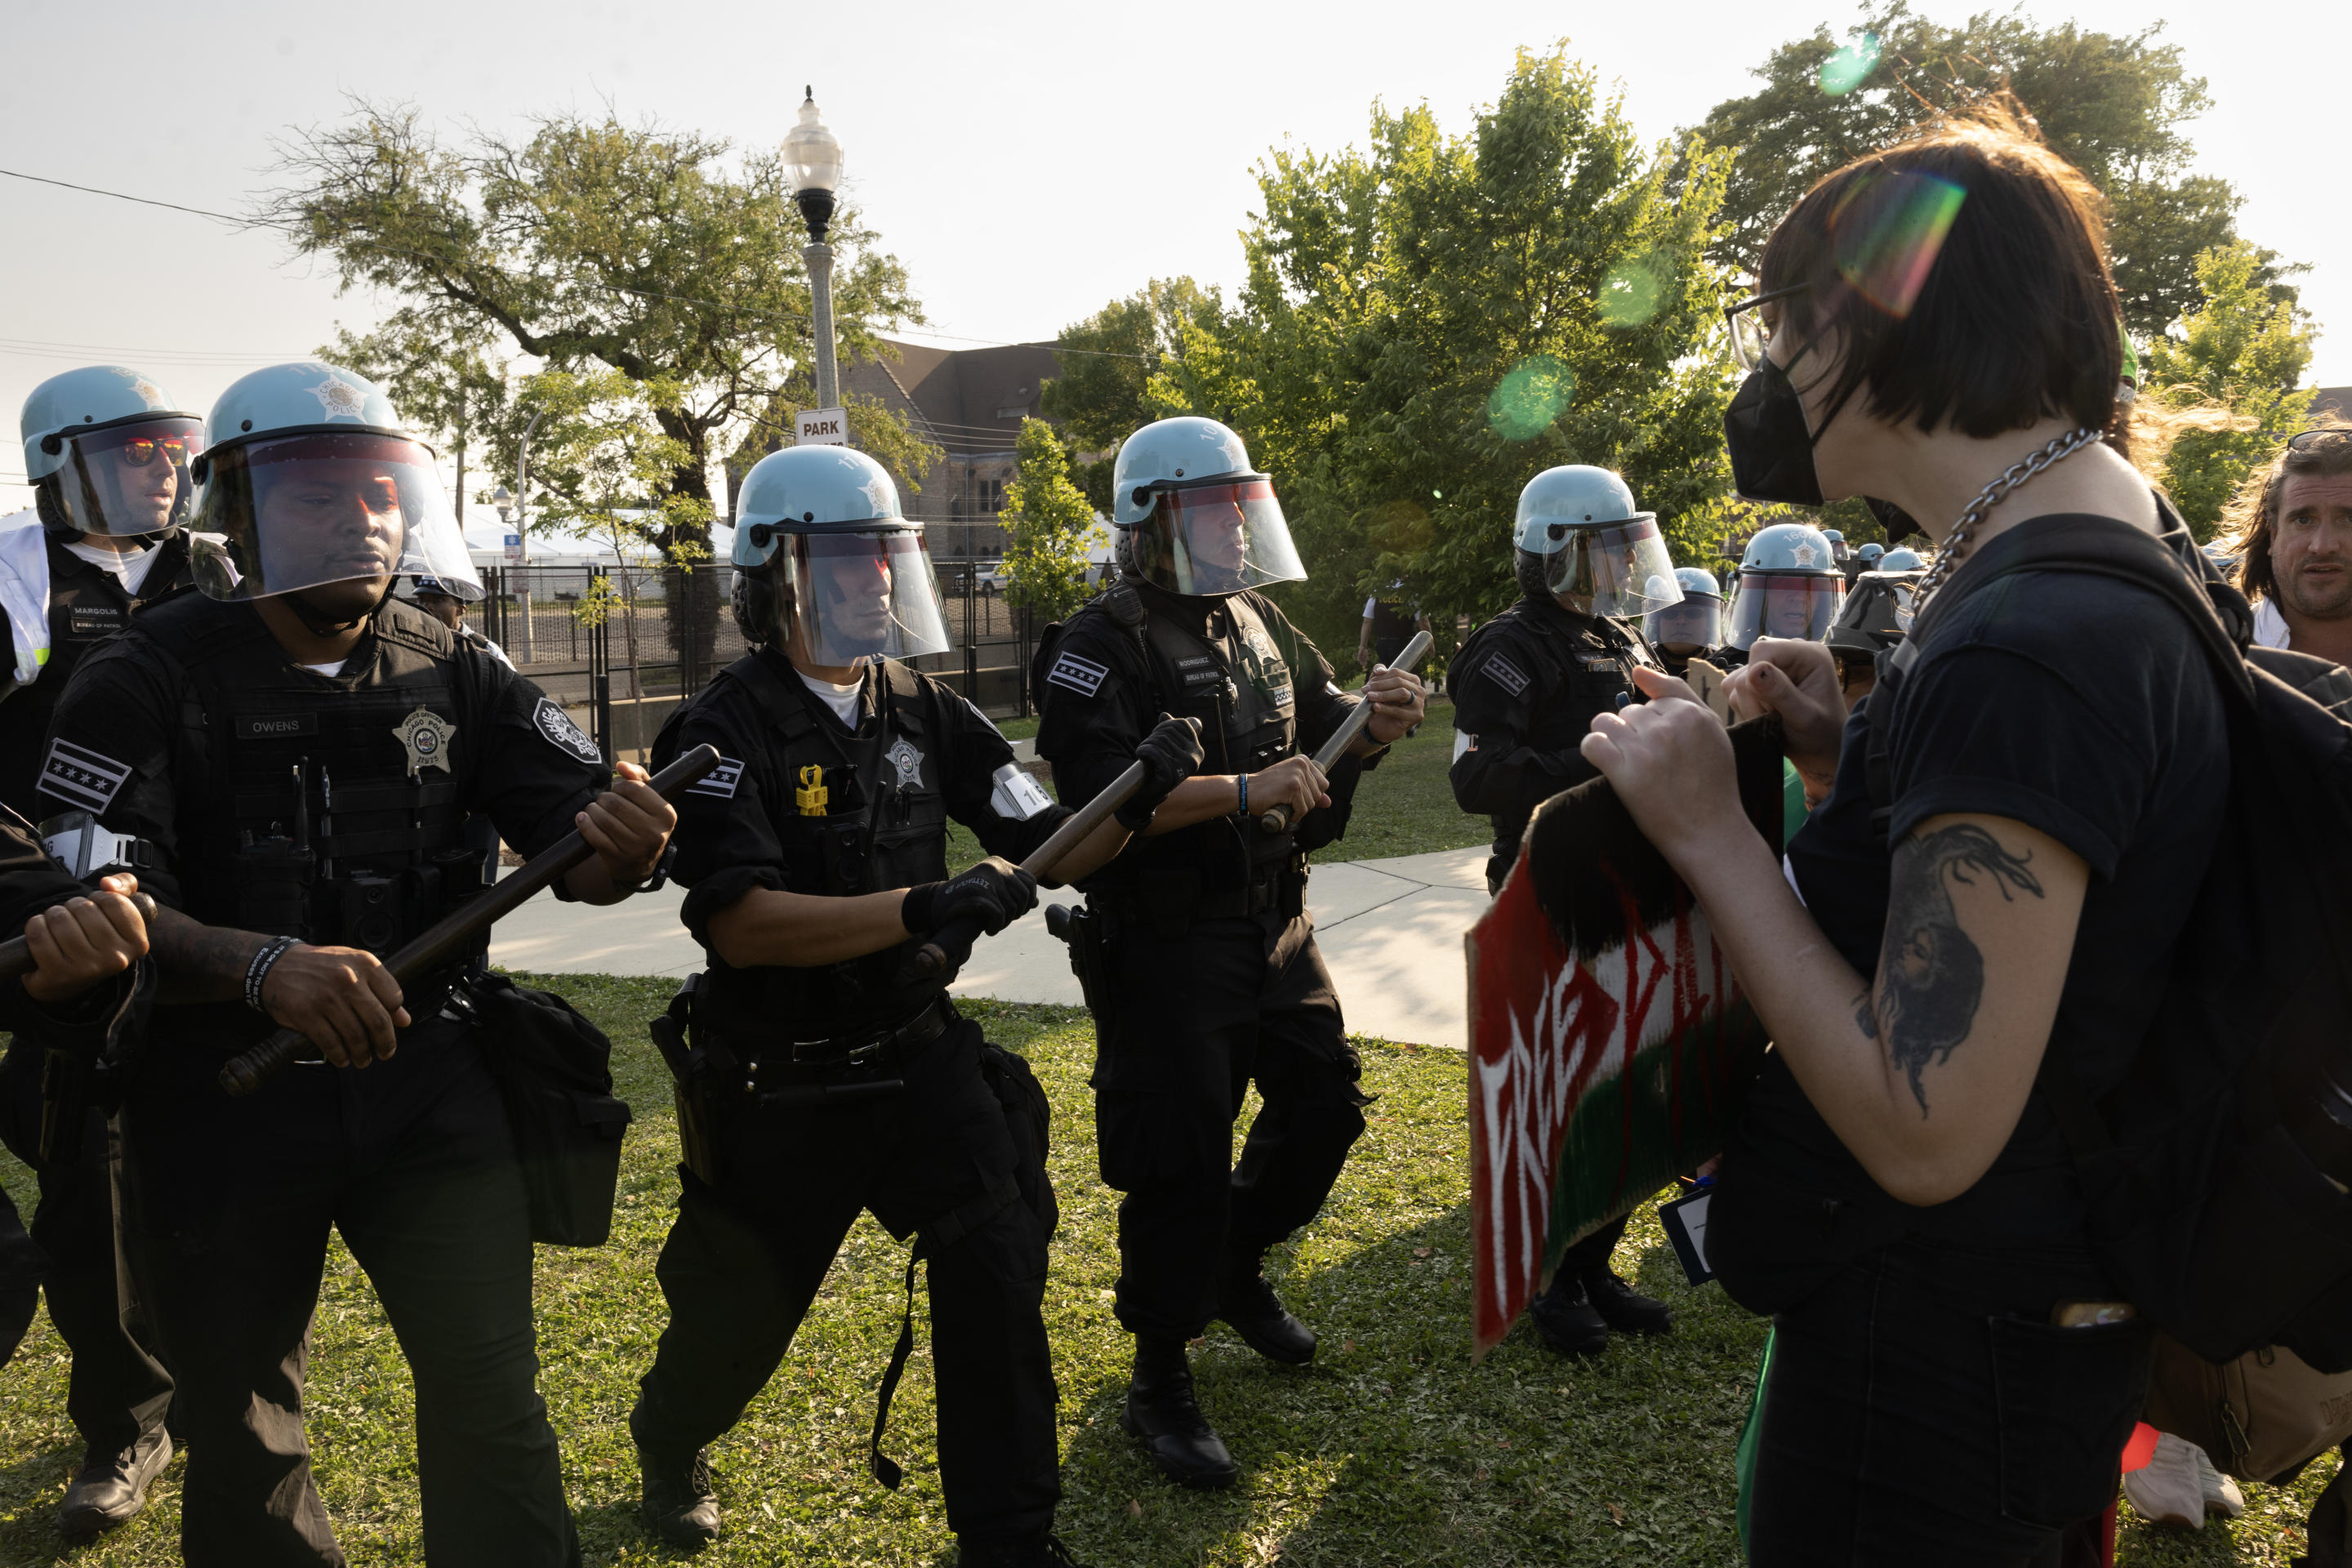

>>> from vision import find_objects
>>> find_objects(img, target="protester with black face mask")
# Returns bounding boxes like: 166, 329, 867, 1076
1584, 103, 2221, 1561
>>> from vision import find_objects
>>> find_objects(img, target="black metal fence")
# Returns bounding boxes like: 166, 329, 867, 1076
461, 561, 1041, 761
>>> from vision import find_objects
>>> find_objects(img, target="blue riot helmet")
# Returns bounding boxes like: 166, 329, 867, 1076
1857, 541, 1884, 567
187, 363, 479, 608
729, 444, 951, 665
1820, 527, 1849, 563
20, 366, 203, 537
1645, 566, 1722, 652
1512, 466, 1682, 618
1110, 416, 1306, 598
1726, 522, 1842, 649
1878, 546, 1924, 572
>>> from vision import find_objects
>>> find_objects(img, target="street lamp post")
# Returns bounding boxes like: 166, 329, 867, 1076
497, 407, 546, 663
786, 87, 845, 412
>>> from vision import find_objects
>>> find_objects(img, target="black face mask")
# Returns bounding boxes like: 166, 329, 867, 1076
1724, 358, 1823, 506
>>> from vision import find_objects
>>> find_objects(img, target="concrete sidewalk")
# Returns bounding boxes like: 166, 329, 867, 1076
487, 846, 1487, 1047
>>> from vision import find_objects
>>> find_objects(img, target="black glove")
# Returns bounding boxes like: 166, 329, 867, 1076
902, 857, 1038, 939
1115, 713, 1206, 831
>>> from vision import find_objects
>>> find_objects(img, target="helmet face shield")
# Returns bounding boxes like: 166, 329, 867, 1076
760, 528, 951, 664
51, 416, 202, 537
189, 432, 479, 604
1126, 476, 1306, 597
1726, 572, 1842, 648
1645, 595, 1722, 650
1540, 515, 1682, 617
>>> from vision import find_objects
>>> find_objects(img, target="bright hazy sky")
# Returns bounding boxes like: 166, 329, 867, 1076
3, 0, 2343, 516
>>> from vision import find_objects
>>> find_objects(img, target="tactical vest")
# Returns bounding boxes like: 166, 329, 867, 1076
1089, 582, 1304, 900
1477, 599, 1658, 863
679, 653, 954, 1042
144, 604, 488, 960
0, 534, 192, 821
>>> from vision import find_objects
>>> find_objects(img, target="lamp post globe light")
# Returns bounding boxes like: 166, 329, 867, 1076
786, 87, 845, 412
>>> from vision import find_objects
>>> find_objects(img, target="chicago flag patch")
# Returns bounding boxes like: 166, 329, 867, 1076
1481, 653, 1532, 697
39, 737, 132, 813
1047, 651, 1110, 697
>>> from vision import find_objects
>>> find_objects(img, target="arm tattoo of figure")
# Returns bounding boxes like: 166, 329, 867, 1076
1861, 823, 2047, 1115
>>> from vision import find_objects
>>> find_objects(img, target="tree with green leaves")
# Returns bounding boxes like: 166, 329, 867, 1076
1689, 3, 2296, 340
1040, 278, 1224, 509
2143, 241, 2316, 538
1000, 418, 1103, 624
1140, 46, 1737, 657
516, 368, 713, 754
263, 100, 925, 657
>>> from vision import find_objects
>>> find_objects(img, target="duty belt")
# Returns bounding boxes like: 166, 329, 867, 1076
1190, 867, 1305, 920
767, 995, 954, 1078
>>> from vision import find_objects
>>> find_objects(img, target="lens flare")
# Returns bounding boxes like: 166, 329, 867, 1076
1487, 356, 1575, 441
1818, 33, 1882, 96
1832, 170, 1966, 318
1598, 257, 1664, 328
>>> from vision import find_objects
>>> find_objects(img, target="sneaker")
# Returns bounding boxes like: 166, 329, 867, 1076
2190, 1439, 2246, 1520
2123, 1432, 2207, 1530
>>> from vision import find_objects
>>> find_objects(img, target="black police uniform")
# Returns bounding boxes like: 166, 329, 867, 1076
0, 528, 189, 1487
1035, 581, 1374, 1345
40, 592, 608, 1568
632, 644, 1071, 1550
1656, 643, 1731, 682
0, 813, 152, 1373
1448, 590, 1663, 1299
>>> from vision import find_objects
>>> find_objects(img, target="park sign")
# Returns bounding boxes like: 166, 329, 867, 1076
796, 407, 849, 446
1466, 717, 1786, 1358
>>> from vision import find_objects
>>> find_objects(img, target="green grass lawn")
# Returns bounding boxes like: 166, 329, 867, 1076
0, 986, 2330, 1565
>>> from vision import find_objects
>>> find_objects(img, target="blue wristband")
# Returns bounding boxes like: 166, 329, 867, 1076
1236, 773, 1249, 818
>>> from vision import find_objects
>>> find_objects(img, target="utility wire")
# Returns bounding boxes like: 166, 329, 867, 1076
0, 166, 1155, 362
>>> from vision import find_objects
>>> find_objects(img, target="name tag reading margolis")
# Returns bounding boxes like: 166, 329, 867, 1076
988, 763, 1054, 822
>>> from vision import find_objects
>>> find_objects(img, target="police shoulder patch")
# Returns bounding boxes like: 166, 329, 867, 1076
1047, 650, 1110, 697
1480, 652, 1532, 697
38, 737, 132, 813
531, 697, 602, 764
687, 756, 744, 799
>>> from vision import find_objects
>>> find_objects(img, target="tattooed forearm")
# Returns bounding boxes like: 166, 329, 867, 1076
1867, 822, 2045, 1115
149, 906, 270, 1004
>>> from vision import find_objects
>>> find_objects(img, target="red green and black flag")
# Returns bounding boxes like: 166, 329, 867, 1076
1468, 717, 1788, 1358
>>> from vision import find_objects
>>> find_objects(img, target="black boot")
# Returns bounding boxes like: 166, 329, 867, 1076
1214, 1250, 1316, 1365
636, 1440, 720, 1549
960, 1530, 1094, 1566
1527, 1276, 1609, 1357
1121, 1337, 1239, 1490
1584, 1268, 1674, 1334
59, 1427, 172, 1539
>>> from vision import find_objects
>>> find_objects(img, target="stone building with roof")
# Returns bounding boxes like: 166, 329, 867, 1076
844, 338, 1063, 562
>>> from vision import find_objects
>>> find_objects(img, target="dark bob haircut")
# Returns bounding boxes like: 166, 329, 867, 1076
1757, 100, 2126, 452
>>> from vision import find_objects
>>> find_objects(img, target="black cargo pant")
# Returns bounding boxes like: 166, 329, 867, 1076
633, 1015, 1059, 1547
118, 1020, 577, 1568
1091, 906, 1368, 1342
0, 1039, 174, 1454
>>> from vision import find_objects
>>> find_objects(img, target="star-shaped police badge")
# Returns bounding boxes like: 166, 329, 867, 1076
1790, 542, 1820, 567
884, 737, 924, 792
309, 374, 368, 421
393, 706, 457, 777
130, 376, 167, 408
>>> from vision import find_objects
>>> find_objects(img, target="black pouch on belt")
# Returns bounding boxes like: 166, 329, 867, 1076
464, 974, 635, 1246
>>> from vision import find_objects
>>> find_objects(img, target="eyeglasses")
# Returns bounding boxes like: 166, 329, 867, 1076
2287, 429, 2351, 453
115, 434, 193, 468
1724, 283, 1813, 372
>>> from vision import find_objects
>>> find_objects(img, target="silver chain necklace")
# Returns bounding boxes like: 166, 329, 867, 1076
1913, 425, 2105, 604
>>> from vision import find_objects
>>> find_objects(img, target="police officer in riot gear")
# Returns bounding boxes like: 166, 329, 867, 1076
0, 364, 196, 1537
1717, 521, 1845, 670
38, 361, 678, 1568
1825, 559, 1926, 703
628, 444, 1200, 1566
1448, 464, 1682, 1356
1034, 416, 1425, 1490
1642, 566, 1728, 680
408, 573, 511, 667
